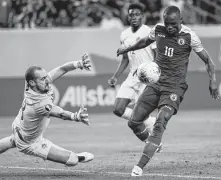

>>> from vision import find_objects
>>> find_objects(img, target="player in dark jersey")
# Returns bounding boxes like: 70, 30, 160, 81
117, 6, 220, 176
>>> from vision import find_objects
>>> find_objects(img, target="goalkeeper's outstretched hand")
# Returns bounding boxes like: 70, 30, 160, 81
76, 106, 90, 126
80, 53, 92, 71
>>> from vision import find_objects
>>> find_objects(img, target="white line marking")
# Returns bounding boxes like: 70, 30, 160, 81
0, 166, 221, 179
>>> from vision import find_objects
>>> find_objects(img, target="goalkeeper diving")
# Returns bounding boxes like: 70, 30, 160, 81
0, 53, 94, 167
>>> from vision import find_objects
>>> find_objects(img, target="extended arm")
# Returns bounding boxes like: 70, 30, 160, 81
49, 105, 90, 125
48, 53, 91, 82
191, 31, 219, 100
196, 50, 216, 81
113, 53, 129, 78
117, 37, 155, 56
196, 49, 219, 99
108, 53, 129, 87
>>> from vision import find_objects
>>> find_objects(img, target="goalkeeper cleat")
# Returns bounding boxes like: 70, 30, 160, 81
77, 152, 94, 163
131, 165, 143, 176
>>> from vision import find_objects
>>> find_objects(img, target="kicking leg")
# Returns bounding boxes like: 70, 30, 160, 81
0, 135, 16, 154
131, 89, 185, 176
113, 98, 132, 120
133, 105, 174, 176
128, 86, 159, 142
128, 103, 156, 141
143, 115, 163, 153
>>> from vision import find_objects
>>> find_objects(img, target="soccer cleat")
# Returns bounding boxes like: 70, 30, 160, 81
131, 165, 143, 176
77, 152, 94, 163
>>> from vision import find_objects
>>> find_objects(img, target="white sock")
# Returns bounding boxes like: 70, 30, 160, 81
121, 107, 133, 120
144, 116, 156, 134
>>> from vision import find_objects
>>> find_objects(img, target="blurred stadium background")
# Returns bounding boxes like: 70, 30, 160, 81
0, 0, 221, 179
0, 0, 220, 115
1, 0, 221, 28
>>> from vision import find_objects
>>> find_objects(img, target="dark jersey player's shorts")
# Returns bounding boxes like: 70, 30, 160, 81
137, 83, 188, 115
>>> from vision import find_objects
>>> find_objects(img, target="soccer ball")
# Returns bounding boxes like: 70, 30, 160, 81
137, 62, 161, 84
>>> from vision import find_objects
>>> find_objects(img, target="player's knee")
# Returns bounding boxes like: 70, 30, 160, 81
157, 106, 174, 125
128, 120, 145, 134
113, 106, 125, 117
128, 120, 150, 141
128, 120, 139, 131
65, 152, 79, 167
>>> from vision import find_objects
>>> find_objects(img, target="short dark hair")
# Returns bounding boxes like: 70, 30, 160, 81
25, 66, 42, 82
163, 6, 181, 17
128, 3, 144, 13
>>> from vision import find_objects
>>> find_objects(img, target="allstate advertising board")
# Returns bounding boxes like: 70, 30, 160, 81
0, 72, 221, 116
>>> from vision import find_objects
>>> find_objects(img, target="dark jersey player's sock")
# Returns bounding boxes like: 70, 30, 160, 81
137, 141, 159, 169
137, 155, 151, 169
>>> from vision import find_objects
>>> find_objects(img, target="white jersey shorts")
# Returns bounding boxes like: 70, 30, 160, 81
12, 122, 52, 160
116, 72, 146, 103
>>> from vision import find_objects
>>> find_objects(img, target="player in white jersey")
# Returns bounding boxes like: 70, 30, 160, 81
0, 53, 94, 167
108, 3, 158, 139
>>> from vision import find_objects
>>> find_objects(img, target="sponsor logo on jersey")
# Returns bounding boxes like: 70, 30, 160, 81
45, 104, 52, 111
170, 93, 178, 101
158, 34, 165, 38
178, 38, 185, 45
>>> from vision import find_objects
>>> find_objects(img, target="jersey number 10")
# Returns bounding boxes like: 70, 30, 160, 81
164, 46, 174, 57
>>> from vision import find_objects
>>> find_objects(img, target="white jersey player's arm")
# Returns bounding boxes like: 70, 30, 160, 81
48, 53, 91, 83
112, 31, 130, 78
113, 53, 129, 79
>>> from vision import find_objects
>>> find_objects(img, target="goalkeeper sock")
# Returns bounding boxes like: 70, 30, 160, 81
121, 107, 133, 120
